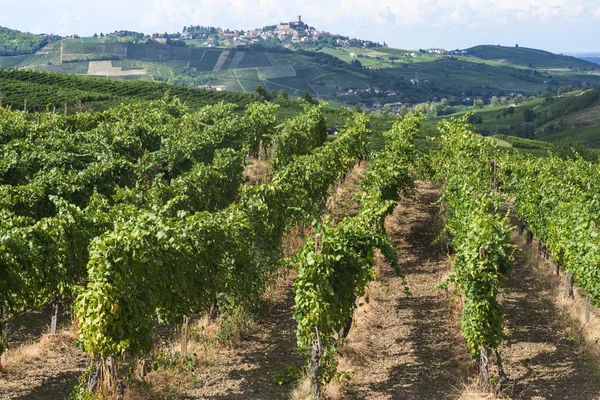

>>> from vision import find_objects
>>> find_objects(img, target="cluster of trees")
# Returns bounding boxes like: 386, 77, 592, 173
93, 30, 151, 44
183, 26, 220, 35
413, 98, 455, 118
0, 27, 58, 56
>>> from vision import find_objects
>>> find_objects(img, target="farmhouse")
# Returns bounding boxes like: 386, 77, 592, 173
197, 85, 228, 91
427, 48, 446, 55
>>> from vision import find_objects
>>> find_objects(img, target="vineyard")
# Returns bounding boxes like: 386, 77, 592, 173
0, 68, 254, 111
0, 99, 600, 399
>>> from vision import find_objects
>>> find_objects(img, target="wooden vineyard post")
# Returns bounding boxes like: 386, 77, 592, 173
88, 361, 101, 393
23, 99, 27, 112
525, 229, 533, 245
181, 315, 189, 357
548, 258, 558, 275
0, 302, 4, 363
135, 358, 147, 381
490, 158, 496, 190
311, 327, 322, 400
564, 273, 574, 300
494, 348, 509, 395
64, 103, 68, 116
585, 294, 591, 324
310, 233, 323, 400
0, 93, 3, 108
479, 347, 490, 390
50, 300, 59, 335
209, 298, 219, 320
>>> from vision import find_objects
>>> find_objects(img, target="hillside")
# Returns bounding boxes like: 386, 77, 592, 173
450, 87, 600, 147
1, 30, 600, 108
0, 67, 255, 110
0, 26, 57, 56
466, 45, 598, 69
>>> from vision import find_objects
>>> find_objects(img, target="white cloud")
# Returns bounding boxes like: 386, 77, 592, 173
0, 0, 598, 52
135, 0, 600, 35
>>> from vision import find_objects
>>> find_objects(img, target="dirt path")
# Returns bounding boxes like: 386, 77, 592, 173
187, 270, 302, 400
342, 181, 469, 399
498, 230, 600, 399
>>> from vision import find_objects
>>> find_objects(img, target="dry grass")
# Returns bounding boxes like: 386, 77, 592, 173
244, 158, 271, 185
1, 330, 78, 377
290, 373, 313, 400
124, 369, 188, 400
125, 318, 225, 399
456, 378, 497, 400
325, 162, 367, 221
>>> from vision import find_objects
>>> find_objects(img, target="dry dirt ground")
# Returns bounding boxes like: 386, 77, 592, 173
0, 302, 87, 400
496, 229, 600, 400
338, 181, 471, 400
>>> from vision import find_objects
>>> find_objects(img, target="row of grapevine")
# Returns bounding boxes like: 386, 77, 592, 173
434, 118, 513, 391
73, 110, 369, 360
0, 67, 254, 110
504, 153, 600, 306
0, 98, 293, 359
292, 114, 423, 396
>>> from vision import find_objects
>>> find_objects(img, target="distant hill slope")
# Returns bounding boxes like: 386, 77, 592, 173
0, 26, 53, 56
0, 68, 254, 110
466, 45, 598, 69
455, 87, 600, 147
2, 26, 600, 107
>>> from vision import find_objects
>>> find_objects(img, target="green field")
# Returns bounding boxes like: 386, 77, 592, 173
236, 51, 272, 68
189, 59, 218, 71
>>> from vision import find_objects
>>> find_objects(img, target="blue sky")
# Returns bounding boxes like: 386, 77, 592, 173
0, 0, 598, 53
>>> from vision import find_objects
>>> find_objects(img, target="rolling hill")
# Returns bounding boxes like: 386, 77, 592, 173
446, 87, 600, 147
465, 45, 597, 69
2, 26, 600, 111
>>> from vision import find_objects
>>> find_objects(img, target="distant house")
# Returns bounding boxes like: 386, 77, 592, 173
198, 85, 227, 91
349, 52, 357, 58
427, 48, 446, 55
71, 34, 80, 39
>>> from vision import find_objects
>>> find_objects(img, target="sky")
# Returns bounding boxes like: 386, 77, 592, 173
0, 0, 599, 53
